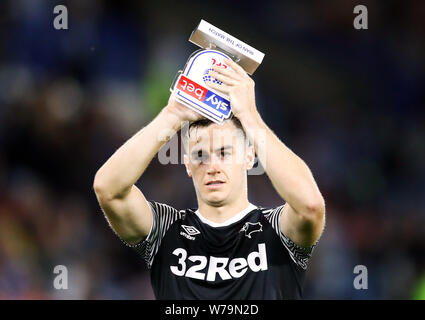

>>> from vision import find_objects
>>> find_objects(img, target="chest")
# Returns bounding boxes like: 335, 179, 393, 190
154, 215, 283, 282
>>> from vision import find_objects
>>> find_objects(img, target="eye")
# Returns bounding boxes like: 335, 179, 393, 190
193, 150, 209, 163
220, 150, 231, 158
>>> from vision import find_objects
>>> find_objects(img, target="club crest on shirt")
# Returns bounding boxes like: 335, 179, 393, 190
240, 222, 263, 239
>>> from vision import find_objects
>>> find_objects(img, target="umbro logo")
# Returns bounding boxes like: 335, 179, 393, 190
240, 222, 263, 239
182, 225, 200, 236
180, 225, 200, 240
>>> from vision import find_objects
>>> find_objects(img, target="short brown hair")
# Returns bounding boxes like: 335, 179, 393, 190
188, 117, 245, 139
181, 116, 248, 152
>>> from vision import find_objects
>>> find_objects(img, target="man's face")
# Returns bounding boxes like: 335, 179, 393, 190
184, 121, 255, 206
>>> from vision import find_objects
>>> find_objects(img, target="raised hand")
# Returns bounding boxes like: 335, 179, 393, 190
206, 58, 258, 120
164, 92, 204, 123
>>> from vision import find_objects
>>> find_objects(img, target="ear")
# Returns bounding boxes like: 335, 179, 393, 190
183, 154, 192, 177
245, 145, 256, 170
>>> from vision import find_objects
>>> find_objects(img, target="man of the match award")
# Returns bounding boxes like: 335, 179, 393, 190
170, 20, 265, 124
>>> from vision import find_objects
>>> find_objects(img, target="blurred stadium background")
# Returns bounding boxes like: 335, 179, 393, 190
0, 0, 424, 299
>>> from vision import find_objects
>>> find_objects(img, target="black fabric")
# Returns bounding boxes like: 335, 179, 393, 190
133, 201, 316, 300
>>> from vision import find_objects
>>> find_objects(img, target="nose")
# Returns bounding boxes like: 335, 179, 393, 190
206, 153, 221, 174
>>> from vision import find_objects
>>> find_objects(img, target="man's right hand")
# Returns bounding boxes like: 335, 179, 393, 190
164, 93, 204, 124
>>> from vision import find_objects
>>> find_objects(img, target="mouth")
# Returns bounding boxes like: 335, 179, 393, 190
205, 180, 225, 189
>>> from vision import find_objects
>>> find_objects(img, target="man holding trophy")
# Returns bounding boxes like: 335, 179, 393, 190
94, 20, 325, 299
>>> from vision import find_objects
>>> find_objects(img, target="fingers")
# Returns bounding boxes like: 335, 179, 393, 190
206, 81, 231, 94
210, 58, 253, 83
207, 58, 253, 94
167, 91, 178, 106
211, 63, 242, 81
223, 58, 248, 77
208, 70, 237, 86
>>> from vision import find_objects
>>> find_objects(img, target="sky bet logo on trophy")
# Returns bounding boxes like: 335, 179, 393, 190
170, 20, 265, 124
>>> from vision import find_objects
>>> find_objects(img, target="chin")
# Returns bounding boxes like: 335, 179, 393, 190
207, 195, 225, 203
204, 194, 227, 206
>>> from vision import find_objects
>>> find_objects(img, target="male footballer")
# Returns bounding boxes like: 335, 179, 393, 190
94, 58, 326, 299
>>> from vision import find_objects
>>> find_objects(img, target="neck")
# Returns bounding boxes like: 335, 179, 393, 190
197, 198, 250, 224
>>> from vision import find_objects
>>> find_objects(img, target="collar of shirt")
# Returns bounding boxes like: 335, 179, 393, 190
194, 203, 257, 228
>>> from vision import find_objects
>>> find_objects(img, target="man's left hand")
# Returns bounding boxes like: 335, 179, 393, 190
207, 58, 258, 120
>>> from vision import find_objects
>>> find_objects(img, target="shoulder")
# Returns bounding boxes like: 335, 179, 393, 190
256, 204, 316, 270
133, 200, 188, 268
148, 200, 181, 214
257, 204, 285, 220
148, 200, 188, 219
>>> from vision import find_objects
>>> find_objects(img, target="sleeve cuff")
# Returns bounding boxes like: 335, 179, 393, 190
119, 201, 155, 249
277, 205, 317, 270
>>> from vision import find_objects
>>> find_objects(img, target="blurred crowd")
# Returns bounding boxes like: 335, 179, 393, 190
0, 0, 424, 299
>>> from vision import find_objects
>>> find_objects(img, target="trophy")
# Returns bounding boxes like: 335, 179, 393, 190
170, 20, 265, 124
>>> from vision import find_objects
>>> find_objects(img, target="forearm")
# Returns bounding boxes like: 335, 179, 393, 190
94, 107, 182, 199
239, 111, 324, 214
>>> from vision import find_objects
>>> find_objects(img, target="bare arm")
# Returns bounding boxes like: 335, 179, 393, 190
93, 96, 202, 245
208, 59, 325, 248
239, 111, 325, 247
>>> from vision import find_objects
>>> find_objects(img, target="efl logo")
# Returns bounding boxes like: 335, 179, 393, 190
177, 76, 230, 113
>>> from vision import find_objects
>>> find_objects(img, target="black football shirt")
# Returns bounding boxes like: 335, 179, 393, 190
124, 201, 317, 300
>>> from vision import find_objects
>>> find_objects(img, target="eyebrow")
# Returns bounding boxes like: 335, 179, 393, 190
216, 145, 233, 152
190, 145, 233, 157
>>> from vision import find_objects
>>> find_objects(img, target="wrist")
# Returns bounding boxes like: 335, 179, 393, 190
160, 106, 184, 131
237, 109, 262, 128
